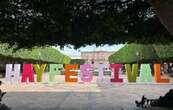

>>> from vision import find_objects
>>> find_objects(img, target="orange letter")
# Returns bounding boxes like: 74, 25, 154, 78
154, 64, 170, 83
65, 64, 78, 82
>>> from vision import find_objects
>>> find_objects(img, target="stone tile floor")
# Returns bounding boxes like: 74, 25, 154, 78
1, 75, 173, 110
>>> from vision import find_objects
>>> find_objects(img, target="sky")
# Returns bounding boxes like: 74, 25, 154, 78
54, 44, 124, 58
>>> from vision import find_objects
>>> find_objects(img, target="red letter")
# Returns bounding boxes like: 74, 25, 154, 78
110, 64, 123, 83
21, 64, 34, 83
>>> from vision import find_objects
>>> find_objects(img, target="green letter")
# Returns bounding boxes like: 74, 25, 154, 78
33, 64, 47, 82
48, 64, 63, 82
125, 64, 138, 82
139, 64, 153, 83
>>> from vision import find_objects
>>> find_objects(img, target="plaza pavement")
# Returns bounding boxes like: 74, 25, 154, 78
0, 74, 173, 110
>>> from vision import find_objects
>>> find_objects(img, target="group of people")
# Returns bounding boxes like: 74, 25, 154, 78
0, 81, 6, 102
0, 81, 10, 110
135, 89, 173, 108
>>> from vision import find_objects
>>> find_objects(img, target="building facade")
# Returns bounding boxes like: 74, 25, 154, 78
81, 51, 114, 67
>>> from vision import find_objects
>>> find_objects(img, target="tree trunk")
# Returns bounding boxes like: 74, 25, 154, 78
147, 0, 173, 35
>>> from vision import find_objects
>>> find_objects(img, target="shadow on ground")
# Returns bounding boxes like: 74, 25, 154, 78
1, 92, 173, 110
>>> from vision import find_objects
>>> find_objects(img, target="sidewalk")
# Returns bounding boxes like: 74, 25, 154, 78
1, 75, 173, 110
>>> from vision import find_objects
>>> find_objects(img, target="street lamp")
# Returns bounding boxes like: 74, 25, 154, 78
136, 51, 140, 76
38, 52, 41, 64
136, 51, 140, 64
136, 51, 139, 57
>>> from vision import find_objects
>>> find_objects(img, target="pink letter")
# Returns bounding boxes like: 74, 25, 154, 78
21, 64, 34, 83
80, 64, 93, 82
110, 64, 123, 83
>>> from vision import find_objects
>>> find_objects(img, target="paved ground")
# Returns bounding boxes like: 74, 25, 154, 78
1, 75, 173, 110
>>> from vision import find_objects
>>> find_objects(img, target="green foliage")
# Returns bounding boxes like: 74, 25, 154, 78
109, 43, 173, 63
109, 43, 159, 63
0, 43, 71, 63
62, 56, 71, 64
0, 0, 172, 48
153, 44, 173, 62
70, 59, 85, 65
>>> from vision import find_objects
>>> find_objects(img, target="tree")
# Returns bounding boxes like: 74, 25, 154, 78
146, 0, 173, 35
70, 59, 85, 65
109, 43, 159, 63
0, 43, 71, 63
0, 0, 172, 48
109, 43, 173, 63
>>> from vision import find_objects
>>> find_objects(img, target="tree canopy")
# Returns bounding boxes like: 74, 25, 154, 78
70, 59, 85, 65
0, 43, 71, 63
147, 0, 173, 35
109, 43, 173, 63
0, 0, 172, 48
109, 43, 159, 63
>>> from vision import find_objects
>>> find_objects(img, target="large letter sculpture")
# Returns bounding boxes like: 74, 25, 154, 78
80, 64, 93, 82
125, 64, 138, 83
65, 64, 78, 82
5, 64, 21, 84
21, 64, 34, 83
139, 64, 153, 83
48, 64, 63, 82
97, 64, 106, 82
33, 64, 47, 82
154, 64, 170, 83
110, 64, 123, 83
